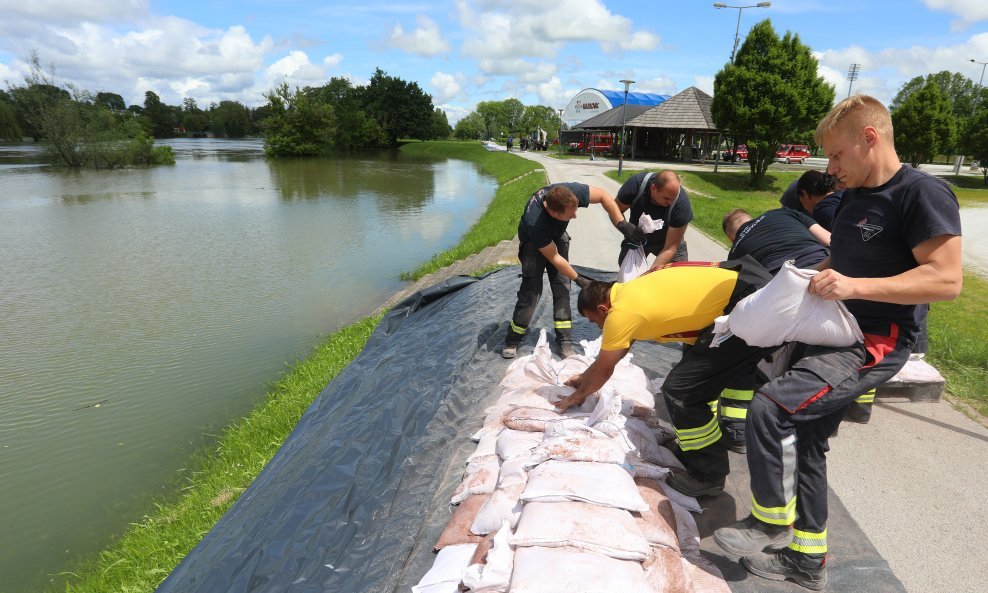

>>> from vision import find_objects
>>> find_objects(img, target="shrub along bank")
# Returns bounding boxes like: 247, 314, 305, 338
608, 168, 988, 418
55, 142, 541, 592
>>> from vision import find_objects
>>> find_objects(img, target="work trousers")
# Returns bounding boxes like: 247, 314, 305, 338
505, 235, 572, 346
662, 326, 776, 481
747, 331, 913, 556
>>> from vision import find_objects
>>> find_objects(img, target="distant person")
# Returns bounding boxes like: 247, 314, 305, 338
506, 136, 513, 152
501, 182, 626, 359
714, 94, 961, 590
780, 171, 843, 231
614, 171, 694, 271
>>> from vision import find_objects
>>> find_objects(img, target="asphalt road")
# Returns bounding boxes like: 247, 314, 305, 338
515, 149, 988, 593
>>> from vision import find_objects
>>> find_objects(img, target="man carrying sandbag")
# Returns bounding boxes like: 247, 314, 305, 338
555, 259, 775, 498
614, 170, 694, 274
501, 182, 627, 359
713, 95, 962, 590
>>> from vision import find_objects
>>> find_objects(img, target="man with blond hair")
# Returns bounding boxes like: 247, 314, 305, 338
714, 95, 962, 589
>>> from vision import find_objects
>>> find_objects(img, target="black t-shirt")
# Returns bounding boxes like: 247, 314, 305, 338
779, 179, 800, 210
811, 191, 843, 231
518, 182, 591, 248
728, 208, 828, 272
616, 172, 693, 256
831, 166, 961, 335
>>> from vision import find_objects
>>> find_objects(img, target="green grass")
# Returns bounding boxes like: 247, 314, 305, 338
399, 141, 547, 280
940, 175, 988, 206
57, 314, 382, 593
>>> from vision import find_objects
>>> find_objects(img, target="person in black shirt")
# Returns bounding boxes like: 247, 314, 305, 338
501, 182, 626, 359
715, 95, 962, 589
780, 171, 843, 231
614, 170, 694, 270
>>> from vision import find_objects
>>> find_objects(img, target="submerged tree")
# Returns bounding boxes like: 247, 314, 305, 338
711, 19, 835, 186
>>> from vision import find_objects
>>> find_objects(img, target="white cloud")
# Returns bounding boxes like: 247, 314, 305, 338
694, 75, 715, 96
437, 103, 471, 124
0, 0, 148, 27
387, 15, 450, 56
323, 53, 343, 68
430, 71, 463, 103
923, 0, 988, 29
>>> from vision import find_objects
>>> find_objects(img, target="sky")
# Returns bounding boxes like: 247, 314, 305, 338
1, 0, 987, 124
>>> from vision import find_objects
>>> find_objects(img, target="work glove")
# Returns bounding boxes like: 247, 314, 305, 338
574, 275, 592, 289
616, 220, 648, 243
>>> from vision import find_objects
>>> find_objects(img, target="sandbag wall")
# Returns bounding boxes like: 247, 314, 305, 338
412, 331, 731, 593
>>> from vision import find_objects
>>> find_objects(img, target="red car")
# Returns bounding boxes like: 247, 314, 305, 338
568, 133, 614, 153
722, 144, 748, 162
775, 144, 811, 164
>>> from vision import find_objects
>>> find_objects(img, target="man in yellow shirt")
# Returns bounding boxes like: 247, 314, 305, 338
557, 259, 774, 497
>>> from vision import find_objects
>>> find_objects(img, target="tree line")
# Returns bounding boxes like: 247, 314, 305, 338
452, 98, 564, 143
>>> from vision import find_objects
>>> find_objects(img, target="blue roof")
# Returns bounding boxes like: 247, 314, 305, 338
596, 89, 670, 107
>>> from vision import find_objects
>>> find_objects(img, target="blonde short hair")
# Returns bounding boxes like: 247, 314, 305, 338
814, 95, 894, 147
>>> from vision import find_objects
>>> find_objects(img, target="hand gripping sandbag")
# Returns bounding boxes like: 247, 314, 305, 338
713, 261, 864, 348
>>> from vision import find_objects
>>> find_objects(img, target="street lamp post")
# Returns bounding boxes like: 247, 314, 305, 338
713, 2, 771, 64
617, 79, 634, 177
557, 108, 564, 156
971, 58, 988, 117
847, 63, 861, 98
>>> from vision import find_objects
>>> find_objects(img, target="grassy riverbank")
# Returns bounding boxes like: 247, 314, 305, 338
609, 168, 988, 418
55, 141, 534, 593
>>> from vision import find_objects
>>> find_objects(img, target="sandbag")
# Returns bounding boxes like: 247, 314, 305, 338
494, 429, 542, 461
715, 261, 864, 348
433, 494, 489, 550
633, 478, 679, 550
643, 545, 693, 593
660, 479, 702, 513
451, 456, 500, 504
509, 546, 652, 593
460, 522, 513, 593
469, 483, 526, 535
502, 406, 561, 432
529, 431, 628, 465
412, 543, 478, 593
521, 460, 648, 512
511, 500, 651, 561
684, 551, 732, 593
618, 245, 649, 283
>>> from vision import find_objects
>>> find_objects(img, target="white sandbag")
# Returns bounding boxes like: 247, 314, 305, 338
470, 483, 526, 535
509, 546, 653, 593
495, 455, 530, 489
618, 244, 649, 283
886, 357, 945, 383
521, 460, 649, 512
434, 493, 489, 550
611, 356, 650, 389
671, 502, 702, 556
467, 429, 502, 462
529, 431, 628, 465
523, 329, 566, 384
717, 261, 864, 348
659, 480, 702, 513
461, 521, 513, 593
643, 545, 693, 593
638, 213, 663, 233
625, 456, 671, 480
471, 417, 505, 443
606, 378, 656, 418
412, 543, 478, 593
495, 428, 543, 461
623, 418, 683, 470
684, 551, 732, 593
633, 478, 680, 550
580, 336, 602, 359
502, 406, 561, 432
451, 455, 500, 504
511, 501, 652, 561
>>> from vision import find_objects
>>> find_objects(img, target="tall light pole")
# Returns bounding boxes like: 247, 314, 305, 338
617, 79, 634, 177
713, 2, 771, 64
557, 108, 565, 156
971, 58, 988, 117
847, 63, 861, 98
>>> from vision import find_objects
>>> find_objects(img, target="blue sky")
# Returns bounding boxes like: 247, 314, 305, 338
1, 0, 986, 123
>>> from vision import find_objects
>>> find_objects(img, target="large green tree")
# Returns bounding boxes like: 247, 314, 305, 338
453, 111, 485, 140
361, 68, 434, 146
210, 100, 252, 138
143, 91, 174, 138
310, 78, 386, 149
891, 81, 957, 167
960, 104, 988, 184
522, 105, 560, 136
0, 91, 23, 140
261, 82, 335, 156
711, 19, 835, 186
890, 71, 978, 121
475, 100, 502, 140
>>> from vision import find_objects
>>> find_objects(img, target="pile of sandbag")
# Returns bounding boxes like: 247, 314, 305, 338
414, 331, 730, 593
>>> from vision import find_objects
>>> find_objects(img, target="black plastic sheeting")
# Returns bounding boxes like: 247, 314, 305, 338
156, 266, 904, 593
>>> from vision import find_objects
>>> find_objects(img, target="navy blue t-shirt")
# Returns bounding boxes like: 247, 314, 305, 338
518, 182, 591, 248
831, 166, 961, 335
616, 172, 693, 256
729, 208, 828, 272
811, 191, 843, 231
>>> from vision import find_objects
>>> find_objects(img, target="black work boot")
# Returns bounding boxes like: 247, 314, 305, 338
742, 549, 828, 591
714, 515, 793, 556
665, 471, 726, 497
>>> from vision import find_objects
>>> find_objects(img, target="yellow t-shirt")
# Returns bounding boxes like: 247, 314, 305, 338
601, 265, 739, 351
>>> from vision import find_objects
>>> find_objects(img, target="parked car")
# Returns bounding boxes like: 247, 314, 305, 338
722, 144, 748, 162
775, 144, 811, 164
568, 133, 614, 153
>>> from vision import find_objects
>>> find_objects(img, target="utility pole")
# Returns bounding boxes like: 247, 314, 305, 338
713, 2, 771, 64
617, 79, 634, 177
847, 63, 861, 98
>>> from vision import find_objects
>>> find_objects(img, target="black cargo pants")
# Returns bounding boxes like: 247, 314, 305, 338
505, 234, 572, 346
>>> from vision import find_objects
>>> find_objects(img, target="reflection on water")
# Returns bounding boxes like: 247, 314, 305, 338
0, 138, 496, 592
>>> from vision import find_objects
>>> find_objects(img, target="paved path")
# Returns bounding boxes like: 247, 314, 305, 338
513, 149, 988, 593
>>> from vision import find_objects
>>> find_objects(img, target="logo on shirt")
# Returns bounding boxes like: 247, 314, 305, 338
857, 217, 883, 241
